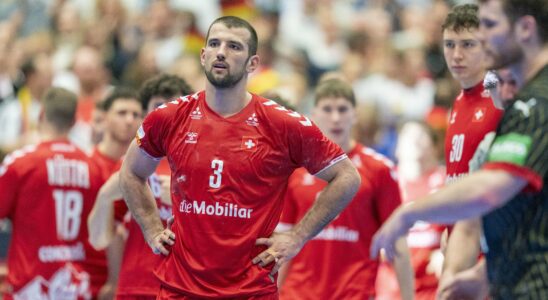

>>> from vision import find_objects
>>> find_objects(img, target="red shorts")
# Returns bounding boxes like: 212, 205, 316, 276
156, 285, 278, 300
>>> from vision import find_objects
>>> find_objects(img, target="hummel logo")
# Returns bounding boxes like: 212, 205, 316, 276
185, 132, 198, 144
246, 113, 259, 126
190, 107, 202, 120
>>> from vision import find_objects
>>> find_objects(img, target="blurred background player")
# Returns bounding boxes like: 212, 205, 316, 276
376, 121, 446, 300
88, 86, 143, 299
277, 78, 414, 300
88, 74, 192, 299
0, 87, 104, 299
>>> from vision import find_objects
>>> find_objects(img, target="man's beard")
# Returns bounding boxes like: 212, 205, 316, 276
204, 60, 248, 88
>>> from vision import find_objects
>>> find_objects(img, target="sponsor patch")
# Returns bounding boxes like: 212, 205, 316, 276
487, 133, 531, 166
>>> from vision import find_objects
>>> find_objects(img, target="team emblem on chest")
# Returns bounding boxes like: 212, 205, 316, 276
241, 137, 258, 151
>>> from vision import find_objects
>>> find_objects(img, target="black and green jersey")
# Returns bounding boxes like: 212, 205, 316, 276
481, 65, 548, 299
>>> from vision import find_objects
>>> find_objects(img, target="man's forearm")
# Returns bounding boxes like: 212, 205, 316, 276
292, 162, 360, 243
394, 237, 415, 300
442, 219, 481, 276
88, 174, 122, 250
403, 170, 526, 225
120, 169, 163, 242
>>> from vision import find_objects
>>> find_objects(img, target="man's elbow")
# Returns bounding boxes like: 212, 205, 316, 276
345, 165, 361, 198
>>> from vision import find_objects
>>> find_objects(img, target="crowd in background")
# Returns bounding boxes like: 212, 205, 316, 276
0, 0, 475, 296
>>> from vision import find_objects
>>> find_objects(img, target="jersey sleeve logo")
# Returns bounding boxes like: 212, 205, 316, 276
136, 126, 145, 146
241, 137, 258, 151
487, 133, 531, 166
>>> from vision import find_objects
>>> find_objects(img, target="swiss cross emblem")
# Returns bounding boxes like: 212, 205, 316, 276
473, 108, 486, 122
241, 137, 258, 151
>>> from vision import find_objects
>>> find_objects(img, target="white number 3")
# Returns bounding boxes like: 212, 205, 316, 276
209, 159, 224, 188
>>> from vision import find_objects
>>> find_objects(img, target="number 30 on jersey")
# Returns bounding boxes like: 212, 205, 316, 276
450, 134, 465, 163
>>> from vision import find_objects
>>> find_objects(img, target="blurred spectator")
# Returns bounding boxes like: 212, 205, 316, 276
63, 46, 112, 153
0, 53, 53, 153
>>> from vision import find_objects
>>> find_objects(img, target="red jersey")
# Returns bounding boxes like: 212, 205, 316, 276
91, 147, 120, 181
116, 166, 172, 298
445, 82, 503, 184
0, 140, 104, 299
136, 91, 345, 298
279, 143, 401, 300
376, 166, 446, 300
85, 147, 126, 295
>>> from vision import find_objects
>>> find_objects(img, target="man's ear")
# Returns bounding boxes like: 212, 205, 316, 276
199, 48, 206, 67
515, 15, 538, 44
246, 55, 260, 73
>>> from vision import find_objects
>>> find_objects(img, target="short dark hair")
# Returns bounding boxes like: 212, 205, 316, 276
102, 87, 140, 112
481, 0, 548, 43
442, 4, 479, 33
205, 16, 258, 56
139, 74, 193, 110
42, 87, 77, 131
314, 78, 356, 107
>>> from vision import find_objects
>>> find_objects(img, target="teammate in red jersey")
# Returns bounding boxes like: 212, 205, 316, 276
0, 87, 105, 299
119, 16, 360, 299
277, 78, 414, 300
86, 87, 143, 299
88, 74, 193, 300
91, 87, 143, 180
437, 5, 504, 299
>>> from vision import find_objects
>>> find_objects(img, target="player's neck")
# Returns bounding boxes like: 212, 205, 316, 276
340, 139, 356, 153
459, 71, 485, 90
98, 135, 129, 161
205, 81, 252, 117
524, 46, 548, 85
39, 126, 69, 143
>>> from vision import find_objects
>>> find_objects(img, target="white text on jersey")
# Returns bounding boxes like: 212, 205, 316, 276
46, 155, 90, 188
179, 200, 253, 219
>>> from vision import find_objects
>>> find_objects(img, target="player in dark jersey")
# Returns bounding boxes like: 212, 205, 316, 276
371, 0, 548, 299
0, 88, 105, 299
120, 16, 360, 298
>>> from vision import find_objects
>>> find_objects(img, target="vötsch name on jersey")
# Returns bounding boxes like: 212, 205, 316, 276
179, 200, 253, 219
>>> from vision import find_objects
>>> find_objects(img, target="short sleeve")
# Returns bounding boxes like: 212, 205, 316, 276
136, 104, 175, 160
0, 156, 19, 218
374, 166, 402, 223
482, 101, 548, 193
286, 116, 345, 175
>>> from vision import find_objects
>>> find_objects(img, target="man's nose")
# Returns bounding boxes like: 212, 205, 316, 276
216, 44, 227, 60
